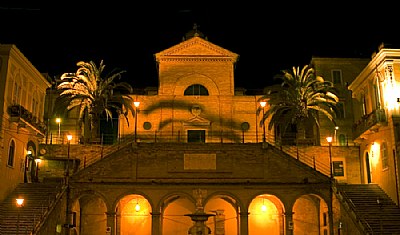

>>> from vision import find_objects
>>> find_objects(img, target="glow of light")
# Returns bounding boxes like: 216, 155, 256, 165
56, 118, 61, 124
383, 78, 398, 110
326, 136, 333, 143
35, 158, 41, 164
259, 101, 266, 107
134, 101, 140, 108
371, 142, 380, 166
67, 135, 72, 141
16, 198, 24, 207
261, 199, 267, 212
27, 150, 32, 155
135, 202, 141, 212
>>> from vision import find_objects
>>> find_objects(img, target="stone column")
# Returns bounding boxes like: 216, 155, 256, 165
284, 211, 294, 235
238, 210, 249, 235
106, 212, 116, 235
151, 212, 161, 235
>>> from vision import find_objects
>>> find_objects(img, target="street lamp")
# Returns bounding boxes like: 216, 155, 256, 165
66, 135, 72, 184
16, 197, 24, 235
56, 118, 62, 144
326, 136, 334, 235
326, 136, 333, 179
134, 101, 140, 143
259, 101, 267, 142
65, 134, 72, 235
334, 126, 339, 145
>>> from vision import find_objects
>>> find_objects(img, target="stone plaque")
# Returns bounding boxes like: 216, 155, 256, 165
184, 154, 216, 170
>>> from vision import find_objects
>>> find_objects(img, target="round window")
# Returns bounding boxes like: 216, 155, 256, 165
143, 122, 152, 130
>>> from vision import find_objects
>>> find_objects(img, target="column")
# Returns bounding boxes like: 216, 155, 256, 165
284, 211, 294, 235
151, 212, 161, 235
106, 212, 116, 235
239, 210, 249, 235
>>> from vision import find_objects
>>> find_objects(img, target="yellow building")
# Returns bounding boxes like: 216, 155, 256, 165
348, 43, 400, 205
2, 29, 400, 235
0, 44, 51, 201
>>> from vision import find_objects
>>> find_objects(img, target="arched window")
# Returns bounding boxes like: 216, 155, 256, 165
7, 140, 16, 167
184, 84, 209, 96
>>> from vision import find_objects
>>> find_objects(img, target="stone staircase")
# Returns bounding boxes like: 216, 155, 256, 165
336, 183, 400, 235
0, 182, 64, 235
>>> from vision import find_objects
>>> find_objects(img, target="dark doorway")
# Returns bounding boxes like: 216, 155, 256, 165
365, 152, 372, 183
187, 130, 205, 143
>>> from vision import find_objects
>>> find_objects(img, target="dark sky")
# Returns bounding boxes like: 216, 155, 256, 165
1, 4, 399, 90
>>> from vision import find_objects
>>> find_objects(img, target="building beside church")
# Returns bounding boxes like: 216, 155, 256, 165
1, 27, 400, 235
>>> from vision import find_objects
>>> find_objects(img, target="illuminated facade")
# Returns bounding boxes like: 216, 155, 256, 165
2, 29, 400, 235
0, 44, 51, 201
348, 44, 400, 205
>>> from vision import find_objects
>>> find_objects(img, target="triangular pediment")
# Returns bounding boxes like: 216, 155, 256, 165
183, 115, 211, 126
155, 36, 239, 61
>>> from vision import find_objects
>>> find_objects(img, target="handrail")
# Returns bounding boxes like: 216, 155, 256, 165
334, 185, 374, 235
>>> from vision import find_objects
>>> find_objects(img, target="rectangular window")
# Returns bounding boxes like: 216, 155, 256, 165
332, 70, 342, 85
187, 130, 206, 143
336, 102, 345, 119
333, 161, 345, 176
323, 212, 328, 226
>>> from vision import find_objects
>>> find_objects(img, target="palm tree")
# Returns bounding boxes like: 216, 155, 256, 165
56, 60, 135, 142
259, 64, 339, 144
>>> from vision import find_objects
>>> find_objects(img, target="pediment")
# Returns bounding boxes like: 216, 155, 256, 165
183, 116, 211, 126
155, 36, 239, 61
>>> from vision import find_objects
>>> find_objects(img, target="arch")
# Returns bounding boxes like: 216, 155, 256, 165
292, 193, 328, 235
184, 84, 209, 96
25, 141, 37, 183
7, 139, 16, 167
71, 190, 108, 235
173, 73, 220, 96
204, 192, 242, 235
248, 194, 285, 235
160, 191, 197, 235
116, 194, 152, 235
339, 134, 346, 146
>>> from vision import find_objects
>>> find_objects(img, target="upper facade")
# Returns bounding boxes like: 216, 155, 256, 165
0, 44, 51, 201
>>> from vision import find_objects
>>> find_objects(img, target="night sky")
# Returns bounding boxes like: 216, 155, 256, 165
1, 4, 399, 90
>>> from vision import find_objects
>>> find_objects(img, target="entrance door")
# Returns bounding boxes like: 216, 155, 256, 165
365, 152, 372, 183
187, 130, 205, 143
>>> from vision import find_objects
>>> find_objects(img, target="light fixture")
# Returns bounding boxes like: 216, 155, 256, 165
259, 101, 267, 142
16, 198, 24, 207
35, 158, 41, 164
16, 197, 24, 235
56, 117, 61, 143
135, 199, 141, 212
27, 150, 32, 155
261, 198, 267, 212
134, 101, 140, 143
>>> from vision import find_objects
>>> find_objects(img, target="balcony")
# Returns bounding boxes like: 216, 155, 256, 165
352, 109, 387, 140
7, 104, 46, 137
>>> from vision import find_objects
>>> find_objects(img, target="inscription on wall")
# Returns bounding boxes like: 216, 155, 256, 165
184, 154, 216, 170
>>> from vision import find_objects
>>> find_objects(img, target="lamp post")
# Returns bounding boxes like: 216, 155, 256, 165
334, 126, 339, 145
326, 136, 333, 179
35, 158, 41, 182
326, 136, 334, 235
16, 197, 24, 235
56, 118, 61, 144
259, 101, 267, 143
65, 134, 72, 235
134, 101, 140, 143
